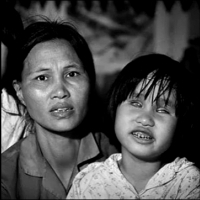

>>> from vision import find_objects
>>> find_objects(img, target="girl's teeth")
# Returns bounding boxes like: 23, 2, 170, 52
133, 132, 152, 140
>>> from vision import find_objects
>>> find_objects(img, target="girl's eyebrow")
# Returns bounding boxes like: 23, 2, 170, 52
131, 93, 175, 108
157, 98, 175, 108
129, 93, 145, 99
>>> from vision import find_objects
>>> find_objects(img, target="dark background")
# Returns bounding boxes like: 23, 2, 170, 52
7, 0, 200, 97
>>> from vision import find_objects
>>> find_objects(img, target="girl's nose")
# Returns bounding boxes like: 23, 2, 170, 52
136, 111, 155, 127
51, 80, 70, 99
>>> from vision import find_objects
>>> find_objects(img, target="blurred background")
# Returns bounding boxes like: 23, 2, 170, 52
6, 0, 200, 98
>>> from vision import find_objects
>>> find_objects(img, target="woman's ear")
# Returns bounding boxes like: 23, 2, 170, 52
13, 80, 26, 106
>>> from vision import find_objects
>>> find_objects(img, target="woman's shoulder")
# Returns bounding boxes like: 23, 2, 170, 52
1, 140, 23, 187
1, 139, 23, 165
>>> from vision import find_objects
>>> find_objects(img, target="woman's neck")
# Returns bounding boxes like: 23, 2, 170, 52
35, 125, 81, 191
119, 150, 162, 193
35, 125, 81, 168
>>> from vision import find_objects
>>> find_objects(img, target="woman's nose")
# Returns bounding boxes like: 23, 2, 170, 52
51, 80, 70, 99
136, 111, 155, 127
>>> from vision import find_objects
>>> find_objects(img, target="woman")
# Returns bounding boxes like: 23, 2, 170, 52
1, 17, 117, 199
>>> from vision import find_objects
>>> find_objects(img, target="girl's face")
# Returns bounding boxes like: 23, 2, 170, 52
14, 39, 90, 134
114, 79, 178, 161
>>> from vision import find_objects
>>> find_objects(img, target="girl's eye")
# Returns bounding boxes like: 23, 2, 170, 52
66, 71, 79, 78
36, 75, 48, 81
130, 101, 142, 108
157, 108, 170, 114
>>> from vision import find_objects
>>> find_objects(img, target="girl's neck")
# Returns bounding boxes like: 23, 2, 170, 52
119, 150, 162, 193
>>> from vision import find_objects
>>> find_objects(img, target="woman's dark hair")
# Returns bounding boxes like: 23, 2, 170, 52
14, 16, 95, 85
8, 16, 98, 132
107, 53, 197, 162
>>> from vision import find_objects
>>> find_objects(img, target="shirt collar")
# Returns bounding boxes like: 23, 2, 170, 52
77, 132, 100, 170
19, 132, 101, 198
20, 132, 101, 177
20, 133, 45, 176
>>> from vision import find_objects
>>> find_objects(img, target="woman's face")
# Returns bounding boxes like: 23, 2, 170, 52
15, 39, 90, 134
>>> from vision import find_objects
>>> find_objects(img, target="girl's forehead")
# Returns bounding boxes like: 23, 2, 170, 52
137, 70, 168, 91
134, 76, 176, 101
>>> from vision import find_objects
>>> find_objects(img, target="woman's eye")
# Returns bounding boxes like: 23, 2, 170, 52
66, 71, 79, 78
36, 75, 48, 81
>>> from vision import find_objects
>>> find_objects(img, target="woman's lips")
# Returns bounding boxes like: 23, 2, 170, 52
51, 107, 73, 112
50, 103, 74, 118
50, 102, 73, 112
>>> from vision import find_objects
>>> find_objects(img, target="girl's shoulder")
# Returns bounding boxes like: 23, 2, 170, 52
169, 157, 200, 174
165, 157, 200, 199
67, 154, 122, 199
80, 153, 121, 172
157, 157, 200, 183
73, 153, 122, 184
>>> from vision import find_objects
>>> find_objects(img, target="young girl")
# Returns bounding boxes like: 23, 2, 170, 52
67, 53, 200, 199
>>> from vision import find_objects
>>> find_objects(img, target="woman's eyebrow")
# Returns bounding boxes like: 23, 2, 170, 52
24, 67, 51, 77
63, 64, 79, 69
34, 68, 50, 72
